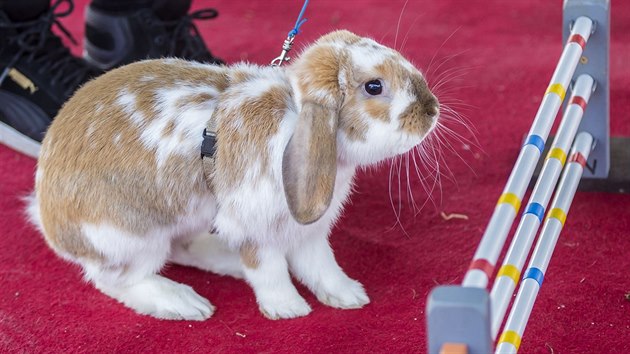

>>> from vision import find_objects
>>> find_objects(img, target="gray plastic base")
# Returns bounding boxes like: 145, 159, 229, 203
426, 286, 492, 354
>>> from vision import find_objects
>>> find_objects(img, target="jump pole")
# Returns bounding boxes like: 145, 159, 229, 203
489, 74, 595, 339
495, 132, 595, 354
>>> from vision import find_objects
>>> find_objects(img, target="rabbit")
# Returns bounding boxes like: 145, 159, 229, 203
26, 30, 439, 321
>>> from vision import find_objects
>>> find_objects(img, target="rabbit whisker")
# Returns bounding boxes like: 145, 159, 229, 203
394, 0, 410, 50
399, 13, 423, 53
425, 26, 463, 77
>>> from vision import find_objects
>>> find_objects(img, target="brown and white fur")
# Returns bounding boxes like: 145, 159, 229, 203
27, 30, 439, 320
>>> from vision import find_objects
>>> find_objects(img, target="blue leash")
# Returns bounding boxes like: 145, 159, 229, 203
288, 0, 309, 37
271, 0, 310, 66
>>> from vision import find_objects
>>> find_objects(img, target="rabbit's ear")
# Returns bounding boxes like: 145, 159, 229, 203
282, 40, 353, 225
282, 102, 338, 224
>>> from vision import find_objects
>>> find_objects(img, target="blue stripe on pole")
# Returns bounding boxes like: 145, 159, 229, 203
524, 202, 545, 223
523, 267, 545, 287
524, 135, 545, 154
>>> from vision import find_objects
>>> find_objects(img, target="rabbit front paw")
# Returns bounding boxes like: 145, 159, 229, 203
257, 292, 312, 320
316, 277, 370, 309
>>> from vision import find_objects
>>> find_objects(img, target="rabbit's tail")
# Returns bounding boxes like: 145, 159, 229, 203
23, 191, 44, 234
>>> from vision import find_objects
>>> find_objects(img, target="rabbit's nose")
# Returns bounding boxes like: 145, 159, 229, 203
424, 96, 439, 118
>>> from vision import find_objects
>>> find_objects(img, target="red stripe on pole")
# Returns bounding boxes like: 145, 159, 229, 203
568, 152, 587, 168
468, 259, 494, 279
569, 96, 588, 111
568, 34, 586, 50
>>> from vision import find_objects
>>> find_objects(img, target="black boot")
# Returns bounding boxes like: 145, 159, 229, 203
0, 0, 101, 157
84, 1, 224, 70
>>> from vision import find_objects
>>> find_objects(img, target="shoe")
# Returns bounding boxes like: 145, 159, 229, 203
0, 0, 101, 158
84, 5, 224, 70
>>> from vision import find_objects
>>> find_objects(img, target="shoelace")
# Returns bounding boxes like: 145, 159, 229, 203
149, 8, 224, 64
0, 0, 97, 97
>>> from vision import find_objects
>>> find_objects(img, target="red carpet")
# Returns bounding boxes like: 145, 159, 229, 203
1, 0, 629, 353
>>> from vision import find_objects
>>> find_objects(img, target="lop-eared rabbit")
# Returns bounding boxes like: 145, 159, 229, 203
28, 30, 439, 320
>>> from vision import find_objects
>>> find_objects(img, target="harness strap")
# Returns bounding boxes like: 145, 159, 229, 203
201, 115, 218, 192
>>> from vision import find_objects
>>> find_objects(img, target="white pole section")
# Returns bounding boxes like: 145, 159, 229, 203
462, 17, 593, 288
495, 132, 594, 354
489, 74, 594, 339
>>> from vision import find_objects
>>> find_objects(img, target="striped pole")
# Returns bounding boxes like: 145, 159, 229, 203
489, 74, 594, 338
495, 132, 594, 354
462, 16, 593, 288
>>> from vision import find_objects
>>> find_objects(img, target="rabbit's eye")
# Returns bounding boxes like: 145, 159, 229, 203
364, 80, 383, 95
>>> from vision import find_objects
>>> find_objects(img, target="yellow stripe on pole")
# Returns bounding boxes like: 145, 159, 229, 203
497, 265, 521, 287
547, 208, 567, 227
497, 193, 521, 213
546, 83, 566, 101
498, 330, 522, 351
546, 147, 567, 166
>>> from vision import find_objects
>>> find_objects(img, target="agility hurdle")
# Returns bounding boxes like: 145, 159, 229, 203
425, 1, 616, 353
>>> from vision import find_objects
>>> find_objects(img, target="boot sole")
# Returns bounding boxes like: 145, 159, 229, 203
0, 91, 45, 159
